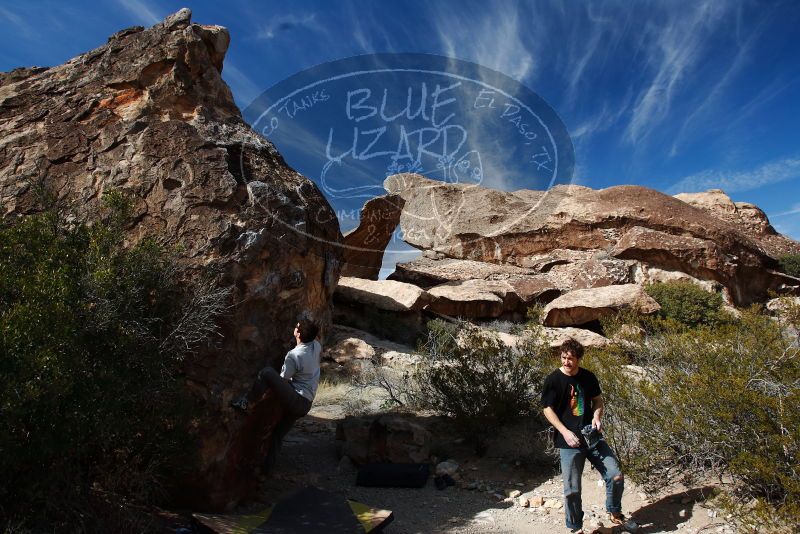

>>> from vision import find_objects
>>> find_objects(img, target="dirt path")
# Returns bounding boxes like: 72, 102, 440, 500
241, 403, 734, 534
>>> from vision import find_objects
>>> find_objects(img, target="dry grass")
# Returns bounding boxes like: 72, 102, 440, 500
314, 377, 353, 406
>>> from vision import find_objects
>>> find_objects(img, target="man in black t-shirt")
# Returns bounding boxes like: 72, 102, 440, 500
541, 338, 626, 534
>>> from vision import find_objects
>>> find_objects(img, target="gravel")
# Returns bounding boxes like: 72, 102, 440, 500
242, 403, 733, 534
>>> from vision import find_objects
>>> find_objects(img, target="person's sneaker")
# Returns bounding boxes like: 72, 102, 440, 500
608, 512, 626, 526
607, 512, 639, 532
230, 396, 248, 412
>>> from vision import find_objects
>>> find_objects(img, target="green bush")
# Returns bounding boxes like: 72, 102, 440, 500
413, 320, 551, 443
0, 193, 228, 531
778, 253, 800, 278
589, 308, 799, 533
644, 280, 726, 328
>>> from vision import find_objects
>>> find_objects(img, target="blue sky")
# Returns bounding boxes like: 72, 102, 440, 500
3, 0, 800, 252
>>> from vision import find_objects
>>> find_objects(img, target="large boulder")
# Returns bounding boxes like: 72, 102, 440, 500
540, 326, 610, 348
674, 189, 800, 258
543, 284, 660, 327
333, 277, 430, 344
0, 10, 342, 509
497, 327, 609, 349
384, 173, 797, 305
425, 278, 560, 318
390, 254, 541, 287
632, 264, 721, 293
335, 276, 430, 312
427, 279, 510, 318
569, 257, 635, 289
322, 324, 419, 375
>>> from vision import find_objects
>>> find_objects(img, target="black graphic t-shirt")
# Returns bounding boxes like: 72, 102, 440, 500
541, 368, 602, 448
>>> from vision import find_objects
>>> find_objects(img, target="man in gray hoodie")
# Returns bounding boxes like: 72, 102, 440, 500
232, 317, 322, 472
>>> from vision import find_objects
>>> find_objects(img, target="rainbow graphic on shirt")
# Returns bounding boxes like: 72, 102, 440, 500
569, 384, 584, 416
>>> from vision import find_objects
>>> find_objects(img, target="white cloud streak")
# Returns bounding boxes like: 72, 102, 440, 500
668, 21, 764, 157
773, 203, 800, 218
624, 1, 730, 144
668, 157, 800, 194
222, 61, 263, 107
430, 4, 546, 191
434, 4, 536, 84
571, 93, 632, 140
117, 0, 161, 26
0, 5, 37, 38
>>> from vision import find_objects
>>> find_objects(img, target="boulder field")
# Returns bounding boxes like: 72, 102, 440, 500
340, 173, 799, 318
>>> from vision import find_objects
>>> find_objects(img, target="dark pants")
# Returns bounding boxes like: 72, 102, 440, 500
246, 367, 312, 473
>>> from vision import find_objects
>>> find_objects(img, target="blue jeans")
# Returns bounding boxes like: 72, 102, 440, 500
559, 440, 624, 530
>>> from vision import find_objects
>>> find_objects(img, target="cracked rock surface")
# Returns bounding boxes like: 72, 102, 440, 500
0, 8, 342, 509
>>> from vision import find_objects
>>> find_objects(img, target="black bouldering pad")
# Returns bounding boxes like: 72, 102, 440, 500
356, 462, 430, 488
193, 486, 393, 533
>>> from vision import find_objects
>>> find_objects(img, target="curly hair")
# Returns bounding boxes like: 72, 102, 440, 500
559, 338, 584, 359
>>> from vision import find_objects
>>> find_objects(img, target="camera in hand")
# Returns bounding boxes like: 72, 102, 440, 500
580, 424, 601, 450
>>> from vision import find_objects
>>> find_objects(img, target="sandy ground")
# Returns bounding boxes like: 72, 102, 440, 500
239, 401, 735, 534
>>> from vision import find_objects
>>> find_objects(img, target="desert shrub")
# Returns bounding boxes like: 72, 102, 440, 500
778, 253, 800, 278
413, 319, 551, 439
771, 296, 800, 328
0, 193, 228, 531
589, 307, 799, 532
350, 362, 417, 410
644, 280, 727, 328
525, 302, 545, 325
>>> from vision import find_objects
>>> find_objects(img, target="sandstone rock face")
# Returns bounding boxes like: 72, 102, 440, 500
632, 264, 721, 294
675, 189, 800, 258
543, 284, 660, 327
336, 415, 432, 465
540, 326, 610, 348
425, 277, 559, 318
341, 194, 404, 279
390, 255, 541, 287
493, 327, 609, 349
322, 324, 419, 375
427, 279, 509, 318
389, 255, 563, 321
0, 10, 342, 509
569, 257, 634, 289
333, 277, 430, 344
384, 173, 796, 305
335, 276, 430, 312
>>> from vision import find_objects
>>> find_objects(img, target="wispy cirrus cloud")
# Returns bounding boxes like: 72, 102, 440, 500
0, 5, 37, 39
117, 0, 161, 26
624, 1, 731, 144
254, 13, 326, 40
222, 61, 263, 107
571, 93, 632, 140
667, 157, 800, 194
773, 202, 800, 218
433, 3, 537, 84
429, 3, 545, 191
668, 20, 765, 157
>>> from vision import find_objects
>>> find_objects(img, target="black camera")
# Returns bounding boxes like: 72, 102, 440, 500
581, 424, 601, 450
